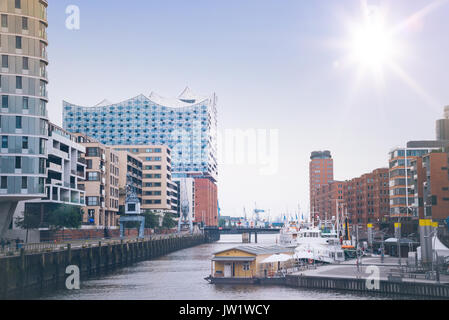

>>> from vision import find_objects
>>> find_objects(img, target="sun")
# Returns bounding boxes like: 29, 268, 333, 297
349, 8, 395, 70
351, 22, 393, 69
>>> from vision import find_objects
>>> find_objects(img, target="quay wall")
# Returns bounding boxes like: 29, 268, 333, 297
285, 274, 449, 299
0, 234, 205, 299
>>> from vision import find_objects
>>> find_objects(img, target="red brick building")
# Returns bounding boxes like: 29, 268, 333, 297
309, 151, 334, 218
411, 152, 449, 221
314, 181, 346, 222
344, 168, 390, 229
194, 178, 218, 227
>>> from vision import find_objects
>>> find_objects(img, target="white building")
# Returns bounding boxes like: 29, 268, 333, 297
6, 124, 86, 241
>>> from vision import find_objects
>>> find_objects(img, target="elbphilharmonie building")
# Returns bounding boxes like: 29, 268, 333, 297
63, 88, 218, 181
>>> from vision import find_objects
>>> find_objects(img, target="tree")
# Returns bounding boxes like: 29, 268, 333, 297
15, 210, 41, 243
162, 212, 177, 229
142, 210, 161, 229
47, 205, 82, 240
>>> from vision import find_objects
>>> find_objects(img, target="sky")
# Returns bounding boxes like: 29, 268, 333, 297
46, 0, 449, 220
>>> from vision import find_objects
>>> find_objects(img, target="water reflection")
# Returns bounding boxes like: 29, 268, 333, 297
40, 234, 390, 300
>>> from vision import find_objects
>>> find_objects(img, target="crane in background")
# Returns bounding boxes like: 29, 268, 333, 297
178, 179, 193, 233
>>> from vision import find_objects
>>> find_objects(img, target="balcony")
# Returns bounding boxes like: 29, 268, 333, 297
48, 162, 62, 172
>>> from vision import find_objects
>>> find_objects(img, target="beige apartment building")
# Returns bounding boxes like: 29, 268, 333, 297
113, 145, 178, 214
75, 134, 120, 228
116, 150, 143, 213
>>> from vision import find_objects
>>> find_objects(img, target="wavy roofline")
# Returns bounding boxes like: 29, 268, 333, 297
63, 88, 215, 110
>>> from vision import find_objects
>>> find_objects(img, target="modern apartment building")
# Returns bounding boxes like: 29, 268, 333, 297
62, 88, 218, 181
7, 123, 86, 241
309, 151, 334, 217
345, 168, 390, 229
313, 181, 345, 222
75, 134, 120, 228
115, 150, 142, 213
389, 147, 439, 218
112, 145, 178, 214
410, 151, 449, 221
0, 0, 49, 237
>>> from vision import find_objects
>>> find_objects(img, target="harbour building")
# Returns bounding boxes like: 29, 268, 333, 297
388, 147, 440, 218
75, 134, 120, 229
0, 0, 49, 238
62, 88, 218, 182
112, 145, 178, 215
309, 151, 334, 219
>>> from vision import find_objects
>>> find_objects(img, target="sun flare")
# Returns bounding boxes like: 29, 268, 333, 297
351, 23, 393, 69
349, 8, 395, 70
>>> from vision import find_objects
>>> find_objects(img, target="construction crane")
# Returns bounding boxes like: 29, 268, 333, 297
178, 179, 193, 233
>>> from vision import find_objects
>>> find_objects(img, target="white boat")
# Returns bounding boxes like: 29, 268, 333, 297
293, 227, 345, 264
279, 221, 302, 247
279, 220, 314, 247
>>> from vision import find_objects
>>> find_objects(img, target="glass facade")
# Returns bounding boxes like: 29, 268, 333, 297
63, 90, 218, 181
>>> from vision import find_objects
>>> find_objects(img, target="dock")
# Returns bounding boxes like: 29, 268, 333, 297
285, 256, 449, 299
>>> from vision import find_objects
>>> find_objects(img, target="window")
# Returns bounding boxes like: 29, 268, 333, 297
15, 157, 21, 169
16, 36, 22, 49
1, 177, 7, 189
86, 147, 99, 157
15, 0, 21, 9
242, 263, 250, 271
1, 136, 7, 148
1, 55, 7, 68
1, 95, 8, 109
23, 57, 28, 70
16, 76, 22, 89
87, 172, 100, 181
22, 17, 28, 30
1, 15, 7, 28
16, 116, 22, 129
23, 97, 29, 109
87, 197, 98, 206
86, 159, 92, 169
22, 136, 28, 149
21, 177, 27, 189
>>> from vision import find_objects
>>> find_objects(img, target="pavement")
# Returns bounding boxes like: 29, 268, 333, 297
292, 256, 449, 285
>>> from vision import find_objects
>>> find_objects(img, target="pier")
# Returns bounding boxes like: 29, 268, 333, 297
0, 233, 205, 299
285, 256, 449, 299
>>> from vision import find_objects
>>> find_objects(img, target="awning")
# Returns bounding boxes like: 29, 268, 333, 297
212, 256, 256, 262
261, 254, 293, 263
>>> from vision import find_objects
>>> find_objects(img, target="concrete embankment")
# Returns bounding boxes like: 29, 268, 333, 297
0, 234, 205, 299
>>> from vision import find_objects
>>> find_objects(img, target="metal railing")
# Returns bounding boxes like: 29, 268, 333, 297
0, 232, 197, 257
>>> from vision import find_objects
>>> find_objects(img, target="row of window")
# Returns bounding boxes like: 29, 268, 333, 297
1, 135, 29, 149
1, 55, 30, 69
0, 175, 30, 189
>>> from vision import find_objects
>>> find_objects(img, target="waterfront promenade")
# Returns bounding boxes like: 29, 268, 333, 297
286, 256, 449, 298
0, 232, 195, 258
0, 232, 206, 299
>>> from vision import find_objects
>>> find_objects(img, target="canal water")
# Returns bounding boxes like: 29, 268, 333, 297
40, 234, 390, 300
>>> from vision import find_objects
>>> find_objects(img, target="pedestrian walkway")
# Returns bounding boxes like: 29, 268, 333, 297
0, 232, 196, 258
292, 256, 449, 285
